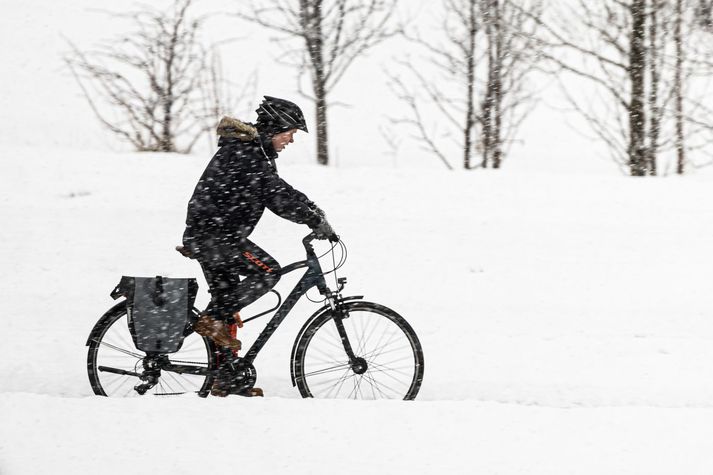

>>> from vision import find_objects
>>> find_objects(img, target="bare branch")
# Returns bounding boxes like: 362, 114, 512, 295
65, 0, 253, 153
237, 0, 401, 165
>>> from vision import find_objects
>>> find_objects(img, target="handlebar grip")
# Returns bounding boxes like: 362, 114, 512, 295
304, 231, 340, 244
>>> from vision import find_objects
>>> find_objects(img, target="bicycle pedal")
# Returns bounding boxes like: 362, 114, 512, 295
134, 382, 154, 395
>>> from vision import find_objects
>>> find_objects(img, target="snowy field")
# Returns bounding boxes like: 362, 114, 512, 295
4, 0, 713, 473
3, 146, 713, 473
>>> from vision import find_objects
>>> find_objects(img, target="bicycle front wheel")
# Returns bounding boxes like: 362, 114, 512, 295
292, 301, 424, 400
86, 302, 217, 397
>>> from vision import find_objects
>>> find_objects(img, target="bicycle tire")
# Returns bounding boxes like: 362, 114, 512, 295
86, 301, 217, 397
292, 301, 424, 400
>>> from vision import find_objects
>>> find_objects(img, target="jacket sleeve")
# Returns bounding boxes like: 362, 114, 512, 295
257, 160, 322, 227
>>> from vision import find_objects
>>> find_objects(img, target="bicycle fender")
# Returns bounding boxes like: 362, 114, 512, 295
85, 300, 128, 346
289, 295, 364, 387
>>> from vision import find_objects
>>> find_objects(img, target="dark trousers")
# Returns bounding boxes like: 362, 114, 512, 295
191, 236, 281, 322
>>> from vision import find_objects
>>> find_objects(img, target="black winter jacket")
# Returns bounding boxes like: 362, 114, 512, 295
183, 118, 321, 245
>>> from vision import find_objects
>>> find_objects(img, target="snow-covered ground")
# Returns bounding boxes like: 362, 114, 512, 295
3, 146, 713, 473
5, 393, 713, 475
4, 0, 713, 473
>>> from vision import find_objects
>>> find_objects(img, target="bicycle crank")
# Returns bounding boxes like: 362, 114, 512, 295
228, 360, 258, 392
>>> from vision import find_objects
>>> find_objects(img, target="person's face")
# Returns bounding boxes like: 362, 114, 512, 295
271, 129, 298, 152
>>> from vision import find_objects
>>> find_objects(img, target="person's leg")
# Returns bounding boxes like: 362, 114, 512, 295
196, 238, 280, 397
228, 238, 282, 312
191, 237, 243, 350
191, 237, 280, 393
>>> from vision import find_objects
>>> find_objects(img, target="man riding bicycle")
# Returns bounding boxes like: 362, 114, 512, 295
182, 96, 337, 397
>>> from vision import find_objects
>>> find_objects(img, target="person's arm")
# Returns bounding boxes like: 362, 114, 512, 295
257, 161, 322, 227
271, 170, 318, 209
262, 173, 337, 240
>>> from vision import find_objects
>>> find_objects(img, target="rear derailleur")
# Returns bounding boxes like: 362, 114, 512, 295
133, 355, 166, 395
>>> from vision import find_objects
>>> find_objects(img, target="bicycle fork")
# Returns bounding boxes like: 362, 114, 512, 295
328, 296, 368, 375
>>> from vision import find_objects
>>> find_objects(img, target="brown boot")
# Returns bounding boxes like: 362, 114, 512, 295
193, 314, 241, 351
210, 381, 264, 398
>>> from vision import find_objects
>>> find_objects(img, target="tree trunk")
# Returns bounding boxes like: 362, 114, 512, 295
315, 81, 329, 166
161, 16, 181, 153
646, 0, 661, 176
161, 80, 174, 152
492, 0, 503, 169
302, 0, 330, 165
675, 0, 685, 174
463, 0, 477, 170
628, 0, 647, 176
481, 0, 494, 169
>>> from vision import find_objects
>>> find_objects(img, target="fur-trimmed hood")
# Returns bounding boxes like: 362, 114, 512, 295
216, 116, 258, 142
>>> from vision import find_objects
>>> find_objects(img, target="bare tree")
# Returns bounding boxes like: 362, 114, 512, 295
65, 0, 237, 153
530, 1, 654, 175
533, 0, 713, 176
629, 0, 648, 176
236, 0, 399, 166
481, 0, 499, 169
466, 0, 480, 170
480, 0, 542, 169
389, 0, 542, 170
674, 0, 686, 174
647, 0, 665, 175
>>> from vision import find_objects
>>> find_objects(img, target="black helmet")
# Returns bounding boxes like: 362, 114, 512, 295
255, 95, 309, 134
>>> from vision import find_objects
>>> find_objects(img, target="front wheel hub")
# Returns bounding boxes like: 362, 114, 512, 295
351, 357, 368, 375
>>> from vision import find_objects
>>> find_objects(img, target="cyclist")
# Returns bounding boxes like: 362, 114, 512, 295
182, 96, 337, 397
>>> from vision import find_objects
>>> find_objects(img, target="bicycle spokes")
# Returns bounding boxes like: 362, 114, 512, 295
88, 309, 214, 397
297, 307, 421, 399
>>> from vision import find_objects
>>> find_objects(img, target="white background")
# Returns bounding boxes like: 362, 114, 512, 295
2, 1, 713, 474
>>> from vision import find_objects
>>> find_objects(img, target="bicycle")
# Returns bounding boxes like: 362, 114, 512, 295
86, 233, 425, 399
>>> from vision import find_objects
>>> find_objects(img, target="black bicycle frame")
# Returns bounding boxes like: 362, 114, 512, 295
241, 234, 331, 363
163, 233, 356, 377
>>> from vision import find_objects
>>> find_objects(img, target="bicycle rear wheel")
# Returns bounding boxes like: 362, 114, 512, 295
292, 301, 424, 400
86, 302, 217, 397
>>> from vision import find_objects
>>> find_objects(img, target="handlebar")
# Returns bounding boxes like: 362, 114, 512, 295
276, 232, 345, 280
302, 232, 340, 248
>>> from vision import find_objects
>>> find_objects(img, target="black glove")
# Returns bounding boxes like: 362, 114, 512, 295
313, 219, 338, 242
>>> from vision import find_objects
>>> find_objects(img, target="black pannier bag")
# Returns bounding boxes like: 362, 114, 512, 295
111, 276, 199, 353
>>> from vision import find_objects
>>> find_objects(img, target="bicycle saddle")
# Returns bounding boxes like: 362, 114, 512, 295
175, 245, 195, 259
